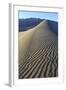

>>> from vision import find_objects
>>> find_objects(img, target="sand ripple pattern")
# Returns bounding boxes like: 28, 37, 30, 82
18, 20, 58, 79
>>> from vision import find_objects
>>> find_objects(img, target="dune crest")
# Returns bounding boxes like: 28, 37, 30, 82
32, 20, 49, 30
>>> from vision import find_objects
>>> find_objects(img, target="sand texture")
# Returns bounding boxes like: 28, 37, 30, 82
18, 20, 58, 79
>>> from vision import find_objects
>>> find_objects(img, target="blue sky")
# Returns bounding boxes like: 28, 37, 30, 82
18, 11, 58, 22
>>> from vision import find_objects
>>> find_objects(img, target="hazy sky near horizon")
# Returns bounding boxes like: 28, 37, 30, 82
19, 11, 58, 22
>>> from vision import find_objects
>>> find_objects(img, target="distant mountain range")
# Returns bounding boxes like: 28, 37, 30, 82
19, 18, 58, 35
19, 18, 43, 31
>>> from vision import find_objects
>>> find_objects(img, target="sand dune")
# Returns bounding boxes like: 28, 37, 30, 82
18, 20, 58, 79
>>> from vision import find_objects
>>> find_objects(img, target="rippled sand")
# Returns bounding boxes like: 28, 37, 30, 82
18, 20, 58, 79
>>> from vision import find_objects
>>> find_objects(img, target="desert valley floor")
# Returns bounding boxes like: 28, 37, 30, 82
18, 20, 58, 79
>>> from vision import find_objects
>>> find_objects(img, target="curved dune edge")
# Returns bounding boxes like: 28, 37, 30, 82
18, 20, 58, 79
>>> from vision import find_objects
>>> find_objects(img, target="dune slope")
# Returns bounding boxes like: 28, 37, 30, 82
18, 20, 58, 79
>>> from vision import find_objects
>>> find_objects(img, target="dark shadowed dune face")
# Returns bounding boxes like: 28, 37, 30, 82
48, 20, 58, 35
18, 19, 58, 79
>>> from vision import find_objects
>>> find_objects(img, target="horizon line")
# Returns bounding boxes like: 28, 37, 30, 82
19, 18, 58, 22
